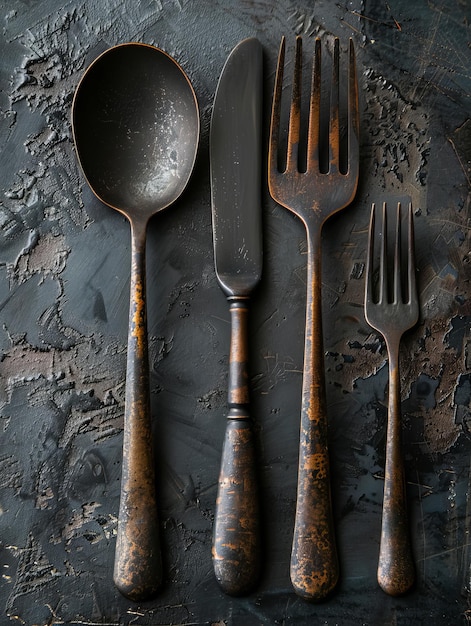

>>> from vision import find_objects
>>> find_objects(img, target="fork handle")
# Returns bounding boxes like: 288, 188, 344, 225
212, 298, 260, 595
291, 242, 339, 601
378, 348, 415, 595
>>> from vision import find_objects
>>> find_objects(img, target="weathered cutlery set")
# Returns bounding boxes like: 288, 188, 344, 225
72, 36, 419, 602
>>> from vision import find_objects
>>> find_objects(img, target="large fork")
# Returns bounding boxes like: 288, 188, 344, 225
365, 201, 419, 595
268, 36, 359, 600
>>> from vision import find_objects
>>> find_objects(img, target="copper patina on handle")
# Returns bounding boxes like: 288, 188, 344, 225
212, 298, 260, 596
377, 342, 415, 595
113, 221, 162, 601
290, 235, 339, 601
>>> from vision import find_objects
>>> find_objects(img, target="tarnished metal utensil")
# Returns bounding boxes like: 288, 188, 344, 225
210, 37, 263, 596
365, 201, 419, 595
72, 42, 199, 601
268, 37, 359, 600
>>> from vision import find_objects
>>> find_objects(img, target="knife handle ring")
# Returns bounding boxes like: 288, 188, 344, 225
227, 298, 250, 410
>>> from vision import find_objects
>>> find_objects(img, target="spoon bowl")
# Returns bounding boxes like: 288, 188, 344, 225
73, 42, 199, 219
72, 42, 199, 601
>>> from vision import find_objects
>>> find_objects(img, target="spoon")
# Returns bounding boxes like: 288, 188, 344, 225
72, 42, 199, 601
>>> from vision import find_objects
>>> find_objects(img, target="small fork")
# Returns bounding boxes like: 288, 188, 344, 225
268, 36, 359, 600
365, 201, 419, 595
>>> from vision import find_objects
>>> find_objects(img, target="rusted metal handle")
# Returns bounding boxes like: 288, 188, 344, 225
212, 298, 260, 595
378, 348, 415, 595
113, 221, 162, 601
290, 238, 338, 601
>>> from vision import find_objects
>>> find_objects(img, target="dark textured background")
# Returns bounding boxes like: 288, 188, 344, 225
0, 0, 469, 624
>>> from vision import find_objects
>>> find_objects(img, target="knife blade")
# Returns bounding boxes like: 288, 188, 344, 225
210, 36, 263, 596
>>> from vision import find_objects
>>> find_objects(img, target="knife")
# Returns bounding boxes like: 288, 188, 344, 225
209, 37, 263, 596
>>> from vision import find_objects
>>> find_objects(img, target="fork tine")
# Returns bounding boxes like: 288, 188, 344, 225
407, 203, 417, 305
366, 202, 376, 306
379, 202, 388, 304
348, 39, 360, 177
286, 37, 302, 172
329, 38, 340, 171
268, 36, 285, 176
307, 38, 321, 167
393, 202, 402, 304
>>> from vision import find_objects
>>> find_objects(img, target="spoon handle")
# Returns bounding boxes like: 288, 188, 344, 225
113, 222, 162, 601
212, 298, 260, 595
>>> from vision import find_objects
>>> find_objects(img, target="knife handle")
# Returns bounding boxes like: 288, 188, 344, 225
212, 298, 260, 595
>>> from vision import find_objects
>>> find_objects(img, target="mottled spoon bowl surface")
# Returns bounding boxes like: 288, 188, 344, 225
72, 42, 199, 221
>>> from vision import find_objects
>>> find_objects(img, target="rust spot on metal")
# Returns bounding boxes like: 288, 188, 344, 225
130, 254, 147, 360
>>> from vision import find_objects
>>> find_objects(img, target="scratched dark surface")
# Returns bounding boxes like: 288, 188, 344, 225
0, 0, 469, 624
